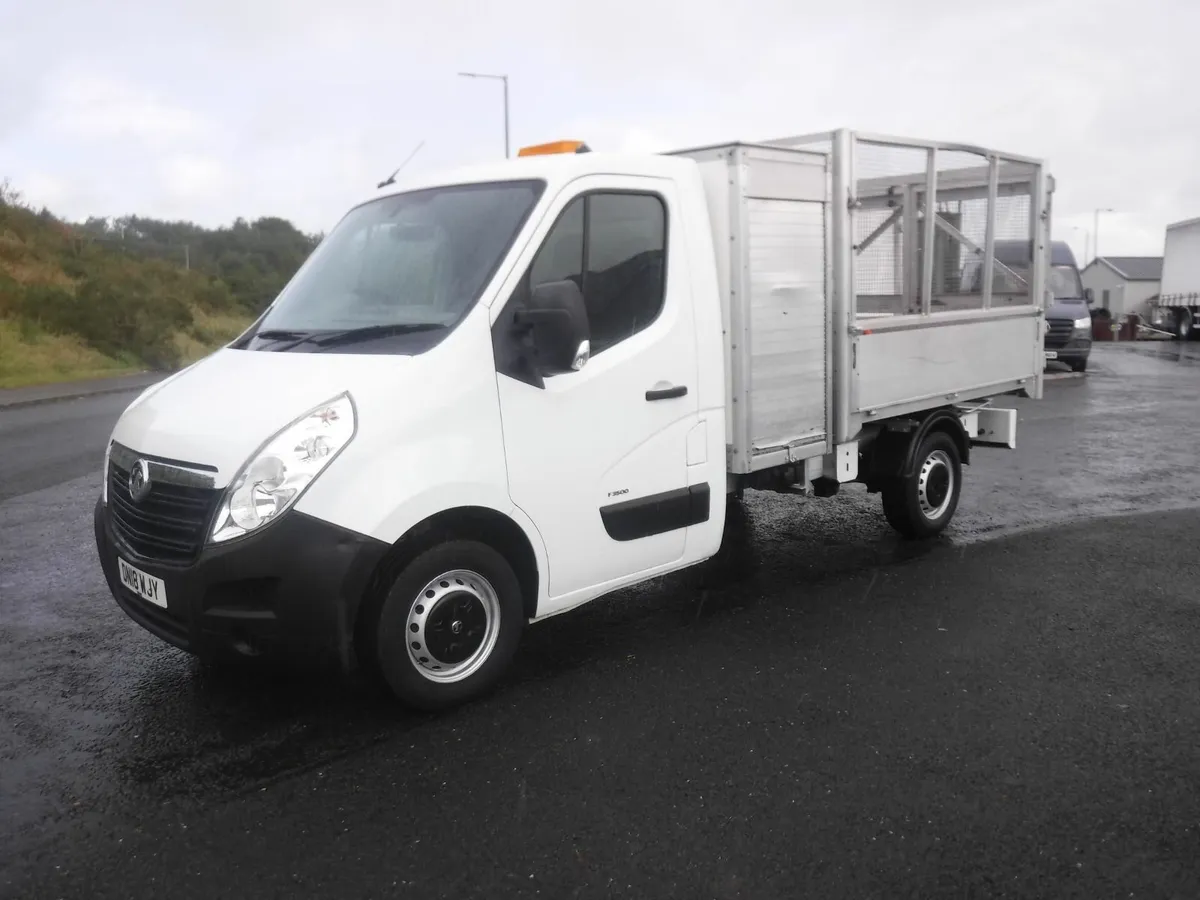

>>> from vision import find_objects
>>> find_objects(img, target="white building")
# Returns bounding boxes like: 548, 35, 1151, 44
1080, 256, 1163, 320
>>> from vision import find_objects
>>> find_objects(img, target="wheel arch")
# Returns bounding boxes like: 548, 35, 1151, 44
354, 506, 542, 662
861, 407, 970, 490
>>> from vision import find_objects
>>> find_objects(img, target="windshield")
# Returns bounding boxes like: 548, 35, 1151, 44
1048, 264, 1085, 299
254, 180, 544, 334
991, 263, 1084, 300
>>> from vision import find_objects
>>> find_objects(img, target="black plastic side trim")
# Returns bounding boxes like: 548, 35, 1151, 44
599, 483, 711, 542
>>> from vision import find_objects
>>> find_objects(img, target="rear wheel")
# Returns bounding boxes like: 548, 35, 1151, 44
882, 431, 963, 539
1177, 309, 1193, 341
369, 540, 525, 710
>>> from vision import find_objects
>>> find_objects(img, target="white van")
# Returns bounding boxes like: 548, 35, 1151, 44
95, 131, 1046, 709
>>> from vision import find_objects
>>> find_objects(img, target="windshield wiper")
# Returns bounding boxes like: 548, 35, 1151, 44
250, 328, 323, 351
307, 322, 446, 349
253, 329, 315, 341
250, 324, 444, 352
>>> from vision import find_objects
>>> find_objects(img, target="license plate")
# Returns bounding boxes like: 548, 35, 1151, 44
1044, 350, 1058, 360
118, 557, 167, 608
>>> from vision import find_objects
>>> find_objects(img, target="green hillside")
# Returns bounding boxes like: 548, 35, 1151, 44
0, 180, 320, 389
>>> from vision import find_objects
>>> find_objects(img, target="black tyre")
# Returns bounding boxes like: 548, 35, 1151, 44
881, 430, 963, 539
1070, 357, 1088, 373
370, 540, 525, 711
1177, 309, 1193, 341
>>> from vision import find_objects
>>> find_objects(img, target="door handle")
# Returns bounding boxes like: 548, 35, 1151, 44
645, 384, 688, 401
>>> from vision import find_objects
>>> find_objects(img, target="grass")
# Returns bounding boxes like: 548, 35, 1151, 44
1, 184, 306, 390
0, 309, 252, 391
174, 309, 253, 366
0, 317, 142, 389
189, 308, 252, 347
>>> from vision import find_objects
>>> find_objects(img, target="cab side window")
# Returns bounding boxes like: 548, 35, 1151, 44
528, 191, 667, 355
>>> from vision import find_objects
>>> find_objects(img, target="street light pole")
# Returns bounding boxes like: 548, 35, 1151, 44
1071, 226, 1090, 265
1093, 208, 1114, 263
458, 71, 510, 158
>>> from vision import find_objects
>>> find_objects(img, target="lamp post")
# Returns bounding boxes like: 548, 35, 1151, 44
1093, 208, 1114, 263
1071, 225, 1091, 265
458, 71, 510, 158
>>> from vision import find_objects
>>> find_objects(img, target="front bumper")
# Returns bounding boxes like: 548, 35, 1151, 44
94, 497, 390, 671
1044, 336, 1091, 363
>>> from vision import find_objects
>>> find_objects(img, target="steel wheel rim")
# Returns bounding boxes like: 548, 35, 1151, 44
918, 449, 954, 520
406, 569, 501, 683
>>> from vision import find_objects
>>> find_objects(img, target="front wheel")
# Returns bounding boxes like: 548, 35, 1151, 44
881, 431, 963, 539
370, 540, 525, 710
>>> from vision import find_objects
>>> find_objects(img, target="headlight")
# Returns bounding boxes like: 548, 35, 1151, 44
210, 393, 356, 543
1073, 315, 1092, 333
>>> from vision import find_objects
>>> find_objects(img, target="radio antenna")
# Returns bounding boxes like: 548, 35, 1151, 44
377, 140, 426, 189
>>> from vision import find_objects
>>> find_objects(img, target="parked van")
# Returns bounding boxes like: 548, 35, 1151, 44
991, 239, 1092, 371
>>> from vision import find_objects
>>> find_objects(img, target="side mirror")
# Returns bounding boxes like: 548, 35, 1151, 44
515, 279, 590, 375
1084, 287, 1095, 305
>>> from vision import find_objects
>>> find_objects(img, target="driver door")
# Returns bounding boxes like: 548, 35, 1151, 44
492, 175, 704, 608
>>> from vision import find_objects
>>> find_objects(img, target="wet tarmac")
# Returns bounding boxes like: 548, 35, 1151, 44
2, 342, 1200, 898
0, 390, 134, 503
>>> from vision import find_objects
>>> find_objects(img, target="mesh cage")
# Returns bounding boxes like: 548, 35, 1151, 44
851, 138, 1037, 317
853, 143, 928, 314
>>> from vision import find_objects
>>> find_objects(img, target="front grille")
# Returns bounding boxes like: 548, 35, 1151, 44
1045, 318, 1074, 348
108, 458, 220, 565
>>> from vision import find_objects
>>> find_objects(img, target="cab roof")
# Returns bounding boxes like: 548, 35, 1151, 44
366, 151, 696, 206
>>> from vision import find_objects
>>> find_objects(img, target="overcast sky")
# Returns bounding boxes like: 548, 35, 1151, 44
3, 0, 1197, 263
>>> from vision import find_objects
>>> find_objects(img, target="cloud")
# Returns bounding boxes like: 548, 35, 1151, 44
552, 118, 678, 155
41, 72, 213, 149
0, 0, 1197, 259
14, 173, 70, 210
159, 155, 229, 203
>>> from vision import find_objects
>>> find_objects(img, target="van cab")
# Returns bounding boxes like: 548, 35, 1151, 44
94, 153, 725, 710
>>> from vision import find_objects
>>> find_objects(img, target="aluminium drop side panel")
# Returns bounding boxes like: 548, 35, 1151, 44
855, 310, 1042, 416
739, 146, 830, 463
672, 142, 831, 473
1161, 218, 1200, 302
744, 198, 827, 453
